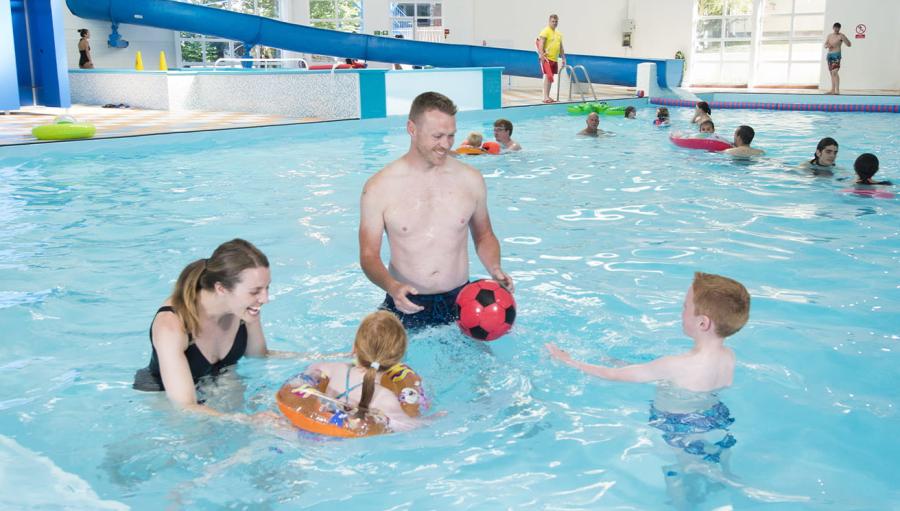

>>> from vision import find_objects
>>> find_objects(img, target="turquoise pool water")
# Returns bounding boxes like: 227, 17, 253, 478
1, 103, 897, 509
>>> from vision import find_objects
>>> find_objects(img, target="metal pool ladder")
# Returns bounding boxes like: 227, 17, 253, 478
558, 64, 597, 102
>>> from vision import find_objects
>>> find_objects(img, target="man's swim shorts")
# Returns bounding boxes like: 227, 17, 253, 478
380, 282, 467, 330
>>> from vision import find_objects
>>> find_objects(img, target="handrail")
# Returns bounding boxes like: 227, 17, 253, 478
574, 65, 598, 101
558, 64, 597, 102
212, 57, 309, 69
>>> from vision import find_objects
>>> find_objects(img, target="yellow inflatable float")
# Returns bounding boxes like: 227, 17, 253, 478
32, 116, 96, 141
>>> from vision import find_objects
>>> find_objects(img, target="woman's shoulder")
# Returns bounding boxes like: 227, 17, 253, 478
150, 302, 188, 346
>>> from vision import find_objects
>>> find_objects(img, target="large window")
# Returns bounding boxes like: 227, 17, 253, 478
755, 0, 825, 85
692, 0, 754, 85
690, 0, 826, 87
309, 0, 363, 33
177, 0, 281, 67
390, 2, 443, 42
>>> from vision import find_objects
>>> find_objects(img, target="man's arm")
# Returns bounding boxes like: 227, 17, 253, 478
468, 171, 514, 292
842, 34, 851, 47
358, 177, 424, 313
546, 343, 678, 383
537, 36, 547, 61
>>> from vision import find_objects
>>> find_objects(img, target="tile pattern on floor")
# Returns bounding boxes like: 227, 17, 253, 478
0, 105, 319, 146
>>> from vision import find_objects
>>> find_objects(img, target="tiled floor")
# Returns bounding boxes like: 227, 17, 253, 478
11, 84, 887, 147
503, 84, 635, 107
0, 84, 638, 146
0, 105, 319, 146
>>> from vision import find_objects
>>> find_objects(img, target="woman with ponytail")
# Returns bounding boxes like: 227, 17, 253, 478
77, 29, 93, 69
296, 311, 428, 433
134, 239, 276, 416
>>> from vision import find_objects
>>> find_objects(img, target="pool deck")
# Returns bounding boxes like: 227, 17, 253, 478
1, 86, 897, 146
0, 106, 319, 146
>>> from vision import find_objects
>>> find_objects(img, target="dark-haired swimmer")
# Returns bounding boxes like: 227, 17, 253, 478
624, 106, 637, 119
493, 118, 522, 152
723, 125, 764, 157
854, 153, 891, 185
802, 137, 839, 175
691, 101, 712, 125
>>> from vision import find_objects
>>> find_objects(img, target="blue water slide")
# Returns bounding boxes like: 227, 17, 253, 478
66, 0, 682, 88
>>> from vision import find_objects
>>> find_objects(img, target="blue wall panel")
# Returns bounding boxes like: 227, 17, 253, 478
1, 1, 22, 109
27, 0, 71, 107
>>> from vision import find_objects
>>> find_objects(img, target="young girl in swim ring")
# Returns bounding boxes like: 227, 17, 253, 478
301, 311, 428, 432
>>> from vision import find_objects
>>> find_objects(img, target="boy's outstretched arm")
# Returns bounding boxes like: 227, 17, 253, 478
545, 343, 677, 383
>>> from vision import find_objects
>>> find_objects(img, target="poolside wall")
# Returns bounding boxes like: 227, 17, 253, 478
69, 67, 502, 119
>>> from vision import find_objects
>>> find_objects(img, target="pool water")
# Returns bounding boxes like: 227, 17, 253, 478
1, 103, 898, 509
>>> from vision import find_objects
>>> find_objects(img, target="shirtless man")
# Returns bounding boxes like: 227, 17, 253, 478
824, 22, 851, 95
359, 92, 514, 330
723, 125, 764, 157
493, 119, 522, 152
577, 112, 608, 137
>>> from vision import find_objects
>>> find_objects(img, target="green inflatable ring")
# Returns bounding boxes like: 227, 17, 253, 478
566, 103, 592, 115
599, 106, 627, 116
32, 123, 96, 140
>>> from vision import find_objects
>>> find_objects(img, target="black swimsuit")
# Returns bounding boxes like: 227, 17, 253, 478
133, 306, 248, 391
78, 42, 90, 67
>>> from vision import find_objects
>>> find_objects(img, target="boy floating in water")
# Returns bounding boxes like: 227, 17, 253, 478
547, 272, 751, 504
547, 271, 750, 395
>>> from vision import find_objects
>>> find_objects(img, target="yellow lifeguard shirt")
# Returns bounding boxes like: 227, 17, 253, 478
538, 26, 563, 62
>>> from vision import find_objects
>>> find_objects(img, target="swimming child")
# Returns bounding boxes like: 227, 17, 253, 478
280, 311, 428, 434
460, 132, 483, 149
691, 101, 712, 125
546, 272, 750, 464
854, 153, 891, 185
698, 120, 715, 134
624, 106, 637, 119
654, 107, 670, 127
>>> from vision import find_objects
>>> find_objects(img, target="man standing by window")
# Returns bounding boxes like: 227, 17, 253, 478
824, 22, 851, 95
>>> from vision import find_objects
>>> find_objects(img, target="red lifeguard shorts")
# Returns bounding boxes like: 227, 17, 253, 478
541, 59, 559, 82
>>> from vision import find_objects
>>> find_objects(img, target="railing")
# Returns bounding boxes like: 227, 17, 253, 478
212, 57, 309, 70
558, 64, 597, 102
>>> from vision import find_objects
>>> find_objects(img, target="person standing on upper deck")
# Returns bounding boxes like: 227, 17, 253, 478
537, 14, 565, 104
824, 22, 851, 95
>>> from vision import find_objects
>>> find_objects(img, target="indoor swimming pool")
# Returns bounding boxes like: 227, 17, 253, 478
0, 103, 897, 509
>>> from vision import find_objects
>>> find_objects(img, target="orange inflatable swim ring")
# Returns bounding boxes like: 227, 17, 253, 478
481, 141, 501, 154
454, 146, 487, 155
276, 363, 428, 437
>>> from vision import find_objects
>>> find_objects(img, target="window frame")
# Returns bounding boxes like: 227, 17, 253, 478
689, 0, 827, 87
175, 0, 283, 68
309, 0, 364, 34
390, 1, 443, 41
